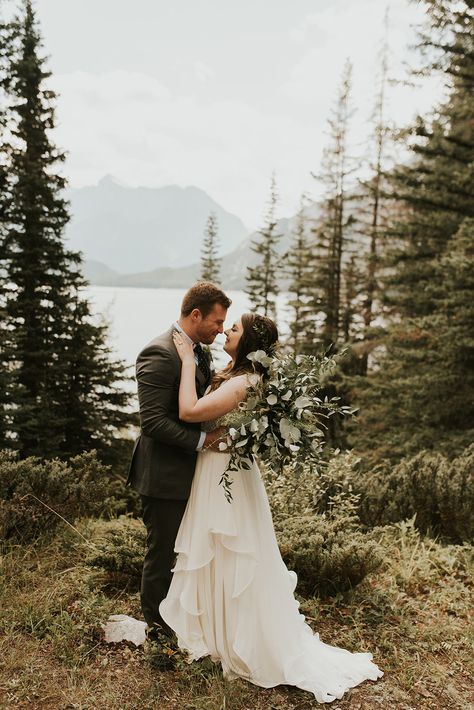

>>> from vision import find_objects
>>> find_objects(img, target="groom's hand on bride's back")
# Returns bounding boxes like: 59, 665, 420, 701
203, 426, 227, 451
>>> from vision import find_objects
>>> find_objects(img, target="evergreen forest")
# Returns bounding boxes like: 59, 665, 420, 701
1, 2, 473, 709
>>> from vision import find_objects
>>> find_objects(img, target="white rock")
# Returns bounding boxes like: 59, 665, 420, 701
102, 614, 147, 646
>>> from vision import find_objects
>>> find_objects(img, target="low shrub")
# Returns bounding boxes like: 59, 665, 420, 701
275, 513, 384, 598
83, 515, 145, 586
375, 517, 474, 594
359, 444, 474, 543
265, 445, 474, 544
106, 474, 142, 518
0, 449, 116, 539
264, 455, 384, 597
264, 451, 361, 522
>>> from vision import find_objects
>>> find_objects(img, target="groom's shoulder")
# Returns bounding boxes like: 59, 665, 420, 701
138, 328, 174, 360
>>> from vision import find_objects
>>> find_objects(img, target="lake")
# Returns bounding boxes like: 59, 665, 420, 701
85, 286, 290, 371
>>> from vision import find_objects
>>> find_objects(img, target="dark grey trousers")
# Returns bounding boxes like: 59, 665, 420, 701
140, 495, 188, 636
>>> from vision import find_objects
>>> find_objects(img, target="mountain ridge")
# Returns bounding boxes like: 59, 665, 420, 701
65, 176, 249, 273
82, 215, 301, 291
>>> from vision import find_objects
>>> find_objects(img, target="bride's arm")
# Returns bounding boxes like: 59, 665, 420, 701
181, 371, 248, 423
173, 332, 248, 423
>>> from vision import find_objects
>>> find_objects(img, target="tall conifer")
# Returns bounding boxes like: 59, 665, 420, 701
284, 197, 317, 354
353, 0, 474, 461
200, 211, 221, 283
0, 8, 17, 449
0, 1, 132, 461
312, 59, 356, 350
246, 173, 281, 321
356, 12, 394, 373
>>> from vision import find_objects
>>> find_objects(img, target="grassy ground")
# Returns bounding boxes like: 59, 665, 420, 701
0, 521, 472, 710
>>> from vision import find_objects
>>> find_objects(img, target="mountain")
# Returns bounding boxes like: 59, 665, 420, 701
82, 260, 118, 283
83, 214, 303, 290
66, 176, 249, 273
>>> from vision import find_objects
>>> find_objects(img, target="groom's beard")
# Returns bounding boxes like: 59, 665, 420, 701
195, 330, 220, 345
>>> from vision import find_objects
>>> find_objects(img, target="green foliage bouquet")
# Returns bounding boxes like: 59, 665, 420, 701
217, 349, 353, 501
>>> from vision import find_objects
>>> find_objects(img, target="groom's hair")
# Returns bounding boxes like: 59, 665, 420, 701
181, 281, 232, 318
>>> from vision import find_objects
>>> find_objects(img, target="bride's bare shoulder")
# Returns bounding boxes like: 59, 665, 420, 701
218, 372, 260, 387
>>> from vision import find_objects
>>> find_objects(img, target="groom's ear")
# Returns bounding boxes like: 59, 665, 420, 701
190, 308, 203, 323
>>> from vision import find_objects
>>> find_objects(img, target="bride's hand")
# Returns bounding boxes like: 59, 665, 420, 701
172, 331, 195, 365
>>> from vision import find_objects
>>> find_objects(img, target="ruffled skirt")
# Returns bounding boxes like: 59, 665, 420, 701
159, 450, 383, 703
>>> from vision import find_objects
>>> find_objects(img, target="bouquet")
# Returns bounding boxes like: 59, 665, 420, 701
217, 349, 354, 502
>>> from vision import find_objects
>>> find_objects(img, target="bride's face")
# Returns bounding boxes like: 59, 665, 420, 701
223, 319, 243, 359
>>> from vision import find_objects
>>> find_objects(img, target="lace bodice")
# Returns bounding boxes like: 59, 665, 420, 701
200, 373, 260, 432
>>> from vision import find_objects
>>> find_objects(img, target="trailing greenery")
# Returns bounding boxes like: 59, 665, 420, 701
218, 349, 353, 501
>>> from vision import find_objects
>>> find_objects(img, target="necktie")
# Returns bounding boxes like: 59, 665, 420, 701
194, 343, 210, 380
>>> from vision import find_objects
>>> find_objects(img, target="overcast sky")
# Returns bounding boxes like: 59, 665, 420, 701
6, 0, 445, 229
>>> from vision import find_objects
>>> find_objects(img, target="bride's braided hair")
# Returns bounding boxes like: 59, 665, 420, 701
210, 313, 278, 391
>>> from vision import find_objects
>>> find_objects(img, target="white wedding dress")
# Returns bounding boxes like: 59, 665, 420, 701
159, 448, 383, 704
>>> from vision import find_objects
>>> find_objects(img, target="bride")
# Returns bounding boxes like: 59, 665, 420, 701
160, 312, 383, 704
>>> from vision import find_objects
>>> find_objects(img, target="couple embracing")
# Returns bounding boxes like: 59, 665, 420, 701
127, 281, 383, 704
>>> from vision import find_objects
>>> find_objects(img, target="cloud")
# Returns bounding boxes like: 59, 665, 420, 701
280, 0, 445, 162
48, 0, 445, 230
194, 61, 215, 84
51, 70, 315, 228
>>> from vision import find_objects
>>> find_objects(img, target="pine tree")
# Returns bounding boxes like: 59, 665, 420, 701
284, 197, 317, 354
355, 11, 394, 373
383, 1, 473, 320
246, 173, 281, 321
200, 211, 221, 283
353, 0, 474, 462
341, 254, 365, 343
0, 1, 132, 462
312, 59, 357, 351
0, 9, 17, 449
354, 222, 474, 462
55, 293, 133, 462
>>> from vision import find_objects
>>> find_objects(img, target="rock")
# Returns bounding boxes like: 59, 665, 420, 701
102, 614, 147, 646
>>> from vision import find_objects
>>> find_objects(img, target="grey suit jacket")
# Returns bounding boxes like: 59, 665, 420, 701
127, 326, 212, 499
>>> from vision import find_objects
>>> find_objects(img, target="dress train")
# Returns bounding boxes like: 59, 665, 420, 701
159, 450, 383, 704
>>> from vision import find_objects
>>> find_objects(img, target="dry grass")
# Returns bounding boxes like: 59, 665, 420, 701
0, 521, 472, 710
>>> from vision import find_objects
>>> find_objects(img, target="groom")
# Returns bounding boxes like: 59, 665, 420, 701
127, 281, 231, 645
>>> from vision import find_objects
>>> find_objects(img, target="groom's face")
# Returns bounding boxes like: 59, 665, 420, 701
195, 303, 227, 344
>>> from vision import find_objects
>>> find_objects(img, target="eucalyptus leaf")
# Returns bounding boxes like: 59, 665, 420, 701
295, 395, 311, 409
